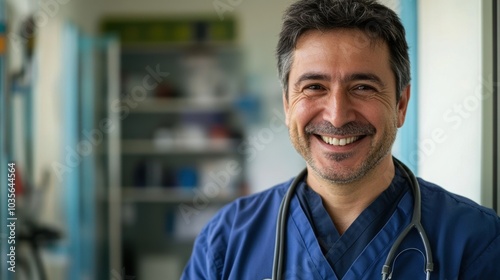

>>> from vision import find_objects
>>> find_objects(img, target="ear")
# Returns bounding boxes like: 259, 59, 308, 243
282, 91, 290, 126
397, 85, 411, 128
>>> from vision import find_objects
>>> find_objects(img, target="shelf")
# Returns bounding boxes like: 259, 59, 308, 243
122, 98, 236, 114
104, 16, 245, 276
100, 17, 237, 45
122, 187, 238, 204
120, 42, 240, 54
121, 139, 239, 155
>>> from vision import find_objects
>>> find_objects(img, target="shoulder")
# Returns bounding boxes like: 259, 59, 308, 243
196, 177, 293, 248
417, 178, 500, 276
185, 178, 293, 277
418, 177, 499, 223
203, 178, 291, 233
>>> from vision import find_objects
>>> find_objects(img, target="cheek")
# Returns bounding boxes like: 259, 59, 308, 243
288, 98, 318, 127
356, 102, 397, 129
364, 94, 398, 115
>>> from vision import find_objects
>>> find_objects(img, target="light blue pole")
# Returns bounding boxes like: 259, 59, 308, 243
61, 22, 81, 280
398, 0, 419, 174
80, 35, 96, 280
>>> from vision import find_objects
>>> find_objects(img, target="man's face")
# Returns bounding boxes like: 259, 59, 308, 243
284, 28, 409, 184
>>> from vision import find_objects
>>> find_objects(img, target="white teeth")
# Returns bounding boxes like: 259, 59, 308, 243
320, 135, 360, 146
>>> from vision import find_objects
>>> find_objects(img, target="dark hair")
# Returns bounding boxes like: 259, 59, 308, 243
276, 0, 410, 101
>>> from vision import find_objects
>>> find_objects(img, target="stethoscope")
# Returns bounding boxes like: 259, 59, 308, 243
269, 157, 434, 280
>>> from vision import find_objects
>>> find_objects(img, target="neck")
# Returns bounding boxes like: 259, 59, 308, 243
306, 156, 395, 235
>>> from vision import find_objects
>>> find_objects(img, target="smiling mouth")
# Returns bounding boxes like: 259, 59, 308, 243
319, 135, 361, 146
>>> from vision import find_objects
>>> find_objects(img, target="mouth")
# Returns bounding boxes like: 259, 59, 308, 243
319, 135, 362, 146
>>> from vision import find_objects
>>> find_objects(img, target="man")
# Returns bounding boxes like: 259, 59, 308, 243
182, 0, 500, 279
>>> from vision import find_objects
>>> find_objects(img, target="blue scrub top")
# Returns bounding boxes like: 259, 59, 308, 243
295, 167, 409, 279
182, 169, 500, 279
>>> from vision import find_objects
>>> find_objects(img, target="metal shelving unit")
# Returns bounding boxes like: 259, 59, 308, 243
102, 17, 247, 279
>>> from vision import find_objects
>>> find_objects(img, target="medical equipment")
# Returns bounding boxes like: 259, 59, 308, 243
270, 157, 434, 280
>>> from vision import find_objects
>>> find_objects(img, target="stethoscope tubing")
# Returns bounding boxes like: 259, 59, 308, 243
271, 168, 307, 280
382, 158, 434, 280
271, 157, 434, 280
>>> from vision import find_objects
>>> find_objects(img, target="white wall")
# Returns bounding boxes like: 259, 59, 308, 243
418, 0, 483, 202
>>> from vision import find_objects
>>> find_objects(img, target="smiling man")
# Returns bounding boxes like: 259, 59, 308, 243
182, 0, 500, 279
284, 28, 408, 235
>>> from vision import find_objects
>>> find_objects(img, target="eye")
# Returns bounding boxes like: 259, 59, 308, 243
303, 84, 326, 95
351, 84, 377, 93
306, 84, 323, 90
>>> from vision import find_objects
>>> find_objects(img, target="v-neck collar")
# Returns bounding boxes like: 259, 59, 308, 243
288, 167, 413, 279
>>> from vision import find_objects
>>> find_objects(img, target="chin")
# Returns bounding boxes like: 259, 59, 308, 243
308, 157, 361, 184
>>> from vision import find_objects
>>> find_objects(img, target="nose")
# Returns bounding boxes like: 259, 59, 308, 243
323, 87, 356, 128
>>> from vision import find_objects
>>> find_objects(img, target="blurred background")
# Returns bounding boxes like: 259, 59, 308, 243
0, 0, 498, 279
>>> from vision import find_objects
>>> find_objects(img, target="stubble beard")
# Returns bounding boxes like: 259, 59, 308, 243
289, 120, 398, 185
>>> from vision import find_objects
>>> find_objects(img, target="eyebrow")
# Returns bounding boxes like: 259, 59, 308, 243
293, 72, 332, 89
344, 73, 386, 88
293, 72, 387, 89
